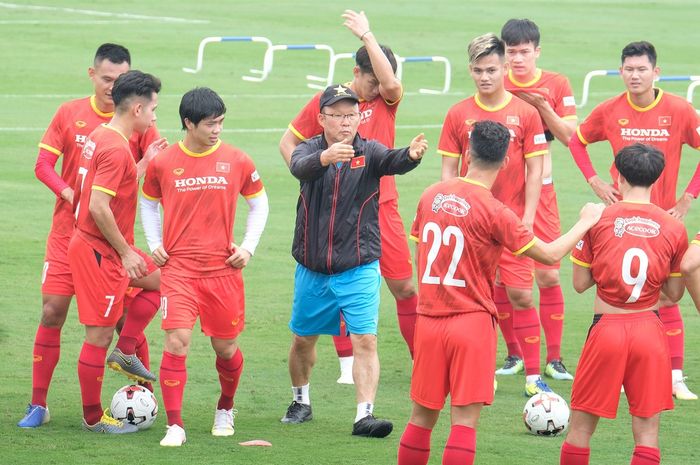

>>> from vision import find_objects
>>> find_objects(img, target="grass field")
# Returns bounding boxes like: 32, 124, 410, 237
2, 1, 700, 464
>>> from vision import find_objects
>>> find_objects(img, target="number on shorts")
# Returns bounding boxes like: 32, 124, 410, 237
104, 295, 115, 318
42, 261, 49, 284
160, 295, 168, 320
621, 247, 649, 304
74, 166, 89, 219
420, 221, 466, 287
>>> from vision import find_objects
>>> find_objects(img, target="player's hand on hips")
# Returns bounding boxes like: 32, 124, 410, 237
321, 138, 355, 166
667, 193, 693, 220
152, 245, 169, 267
60, 186, 74, 205
342, 10, 370, 39
579, 202, 605, 224
226, 243, 251, 269
409, 133, 428, 161
588, 175, 619, 205
121, 248, 148, 280
143, 137, 169, 164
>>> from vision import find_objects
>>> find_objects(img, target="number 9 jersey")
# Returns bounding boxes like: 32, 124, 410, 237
571, 201, 688, 309
410, 178, 535, 317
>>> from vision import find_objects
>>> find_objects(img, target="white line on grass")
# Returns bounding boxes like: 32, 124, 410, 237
0, 2, 209, 24
0, 20, 139, 24
0, 124, 444, 133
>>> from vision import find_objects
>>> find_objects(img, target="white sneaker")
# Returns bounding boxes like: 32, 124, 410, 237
160, 424, 186, 447
211, 408, 237, 436
673, 378, 698, 400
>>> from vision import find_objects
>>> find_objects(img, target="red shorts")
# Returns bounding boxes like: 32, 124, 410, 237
411, 312, 497, 409
497, 249, 534, 289
68, 233, 130, 326
160, 269, 245, 339
533, 183, 561, 271
42, 232, 74, 296
571, 311, 673, 419
378, 199, 413, 280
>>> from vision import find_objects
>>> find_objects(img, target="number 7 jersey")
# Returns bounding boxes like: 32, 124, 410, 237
410, 178, 535, 317
571, 201, 687, 309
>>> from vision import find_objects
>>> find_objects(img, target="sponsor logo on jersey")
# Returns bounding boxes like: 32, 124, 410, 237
618, 118, 629, 126
620, 128, 670, 137
575, 239, 584, 250
613, 216, 660, 238
174, 176, 229, 190
350, 155, 365, 169
360, 108, 373, 123
506, 115, 520, 125
431, 193, 471, 217
173, 168, 184, 176
508, 129, 516, 139
216, 162, 230, 173
658, 116, 671, 126
75, 120, 87, 128
75, 134, 87, 145
82, 139, 96, 160
251, 170, 260, 182
534, 133, 547, 145
563, 96, 576, 107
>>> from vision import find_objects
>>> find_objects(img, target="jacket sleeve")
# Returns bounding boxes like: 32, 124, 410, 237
289, 141, 329, 181
369, 141, 421, 177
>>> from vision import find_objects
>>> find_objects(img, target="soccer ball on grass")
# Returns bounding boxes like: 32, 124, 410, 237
110, 384, 158, 430
523, 391, 569, 436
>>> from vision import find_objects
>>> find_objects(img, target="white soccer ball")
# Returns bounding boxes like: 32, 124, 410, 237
110, 384, 158, 430
522, 392, 569, 436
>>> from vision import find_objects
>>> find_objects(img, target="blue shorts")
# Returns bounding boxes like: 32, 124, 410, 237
290, 261, 381, 336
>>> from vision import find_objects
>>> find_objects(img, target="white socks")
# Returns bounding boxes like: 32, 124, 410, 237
292, 384, 310, 405
355, 402, 373, 423
672, 369, 684, 383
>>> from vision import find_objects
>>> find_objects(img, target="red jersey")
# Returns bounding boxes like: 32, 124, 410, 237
288, 86, 401, 203
437, 93, 547, 216
39, 95, 160, 236
142, 140, 265, 277
410, 178, 535, 317
571, 201, 687, 309
504, 68, 577, 132
577, 90, 700, 209
73, 124, 139, 253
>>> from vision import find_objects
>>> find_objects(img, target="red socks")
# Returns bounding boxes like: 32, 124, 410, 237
216, 349, 244, 410
398, 422, 432, 465
78, 342, 107, 425
333, 315, 354, 358
442, 425, 476, 465
539, 285, 565, 363
513, 307, 541, 376
396, 295, 418, 358
135, 335, 153, 392
160, 351, 187, 427
31, 325, 61, 407
658, 304, 684, 370
560, 442, 590, 465
116, 290, 160, 354
495, 286, 522, 358
630, 445, 660, 465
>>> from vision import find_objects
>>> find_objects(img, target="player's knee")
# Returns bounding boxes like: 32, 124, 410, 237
507, 288, 534, 309
385, 278, 416, 300
350, 334, 377, 356
40, 299, 70, 327
291, 334, 317, 354
535, 269, 560, 288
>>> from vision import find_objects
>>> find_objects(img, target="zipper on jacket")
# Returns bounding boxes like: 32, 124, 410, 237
327, 165, 341, 273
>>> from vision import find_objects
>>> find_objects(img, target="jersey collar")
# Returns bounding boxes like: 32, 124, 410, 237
459, 177, 488, 189
626, 88, 663, 112
102, 123, 128, 142
508, 68, 542, 87
90, 95, 114, 118
474, 92, 512, 112
178, 139, 221, 157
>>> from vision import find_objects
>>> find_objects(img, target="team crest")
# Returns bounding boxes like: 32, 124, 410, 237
173, 168, 185, 176
82, 139, 96, 160
464, 119, 476, 126
658, 116, 671, 126
613, 216, 660, 238
618, 118, 629, 126
431, 193, 471, 217
75, 120, 87, 128
251, 170, 260, 182
506, 115, 520, 125
575, 239, 584, 251
216, 162, 230, 173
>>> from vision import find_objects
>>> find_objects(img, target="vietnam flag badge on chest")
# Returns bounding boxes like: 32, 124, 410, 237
351, 155, 365, 169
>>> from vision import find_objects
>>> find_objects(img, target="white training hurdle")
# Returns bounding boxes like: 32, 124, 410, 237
578, 69, 700, 107
395, 55, 452, 94
182, 36, 273, 82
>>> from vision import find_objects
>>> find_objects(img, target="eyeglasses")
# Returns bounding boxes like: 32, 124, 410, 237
321, 112, 361, 122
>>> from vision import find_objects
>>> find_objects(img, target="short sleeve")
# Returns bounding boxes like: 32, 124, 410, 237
522, 108, 548, 159
553, 76, 577, 119
410, 197, 425, 242
130, 125, 162, 161
437, 106, 464, 158
577, 103, 607, 145
681, 101, 700, 149
92, 148, 129, 196
38, 105, 67, 156
491, 204, 535, 253
141, 158, 162, 200
670, 227, 689, 275
239, 153, 265, 199
289, 93, 323, 141
570, 232, 593, 268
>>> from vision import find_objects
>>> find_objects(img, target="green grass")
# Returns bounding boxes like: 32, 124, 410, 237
2, 1, 700, 464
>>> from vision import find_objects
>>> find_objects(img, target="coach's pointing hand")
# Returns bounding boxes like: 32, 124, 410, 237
409, 133, 428, 161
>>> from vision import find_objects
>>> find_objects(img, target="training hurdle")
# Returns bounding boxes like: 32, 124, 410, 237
578, 69, 700, 107
260, 44, 336, 88
396, 55, 452, 94
182, 36, 273, 82
687, 80, 700, 106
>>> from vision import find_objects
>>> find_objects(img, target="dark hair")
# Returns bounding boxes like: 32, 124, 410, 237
355, 44, 398, 75
112, 70, 161, 110
179, 87, 227, 129
501, 19, 540, 47
94, 43, 131, 66
614, 143, 665, 187
621, 41, 657, 66
469, 120, 511, 167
